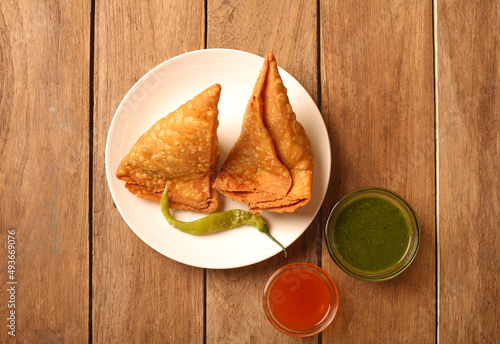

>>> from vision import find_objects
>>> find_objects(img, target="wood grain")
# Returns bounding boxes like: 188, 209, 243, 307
92, 1, 205, 343
0, 1, 90, 342
2, 0, 498, 342
206, 0, 320, 342
320, 0, 436, 343
437, 0, 500, 342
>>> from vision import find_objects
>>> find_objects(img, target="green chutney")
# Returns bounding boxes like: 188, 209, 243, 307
330, 195, 411, 274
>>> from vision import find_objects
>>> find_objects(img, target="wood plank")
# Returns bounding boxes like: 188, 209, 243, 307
206, 1, 319, 342
92, 1, 206, 343
0, 1, 90, 342
437, 0, 500, 342
320, 0, 436, 343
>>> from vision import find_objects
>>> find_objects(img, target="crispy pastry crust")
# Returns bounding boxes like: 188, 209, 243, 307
116, 84, 222, 213
213, 55, 292, 200
214, 52, 314, 213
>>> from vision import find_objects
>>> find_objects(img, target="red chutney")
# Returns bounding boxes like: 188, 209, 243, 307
268, 267, 333, 331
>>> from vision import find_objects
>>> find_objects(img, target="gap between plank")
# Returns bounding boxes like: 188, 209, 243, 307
432, 0, 440, 343
203, 2, 208, 344
88, 0, 96, 343
316, 3, 323, 343
204, 0, 208, 49
316, 0, 323, 272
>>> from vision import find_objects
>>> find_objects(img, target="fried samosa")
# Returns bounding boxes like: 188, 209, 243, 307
250, 52, 314, 213
116, 84, 222, 213
214, 52, 314, 213
212, 53, 292, 204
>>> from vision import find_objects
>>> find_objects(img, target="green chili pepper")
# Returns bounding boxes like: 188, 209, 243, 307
160, 186, 287, 256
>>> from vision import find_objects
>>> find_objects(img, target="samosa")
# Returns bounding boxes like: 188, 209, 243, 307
116, 84, 222, 213
214, 52, 313, 213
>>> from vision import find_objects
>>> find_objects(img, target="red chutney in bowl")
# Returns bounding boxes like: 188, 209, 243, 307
262, 263, 339, 337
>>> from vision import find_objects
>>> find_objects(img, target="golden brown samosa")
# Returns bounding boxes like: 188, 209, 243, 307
212, 54, 293, 203
116, 84, 222, 213
250, 52, 314, 213
214, 52, 313, 213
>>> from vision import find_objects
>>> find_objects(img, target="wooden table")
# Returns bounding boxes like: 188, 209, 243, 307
1, 1, 498, 343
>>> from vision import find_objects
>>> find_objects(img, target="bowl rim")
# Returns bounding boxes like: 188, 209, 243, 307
325, 187, 420, 282
262, 262, 339, 337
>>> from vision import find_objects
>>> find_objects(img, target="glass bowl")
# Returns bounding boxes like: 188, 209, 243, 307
325, 187, 420, 282
262, 263, 339, 337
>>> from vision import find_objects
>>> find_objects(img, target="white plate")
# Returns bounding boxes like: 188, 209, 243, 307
106, 49, 330, 269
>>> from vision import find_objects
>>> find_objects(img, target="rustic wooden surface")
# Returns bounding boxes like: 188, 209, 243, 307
206, 1, 320, 343
0, 1, 90, 343
437, 0, 500, 342
320, 0, 436, 343
0, 0, 498, 343
92, 1, 206, 343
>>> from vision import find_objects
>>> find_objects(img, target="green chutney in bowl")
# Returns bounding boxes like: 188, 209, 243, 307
325, 187, 420, 281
